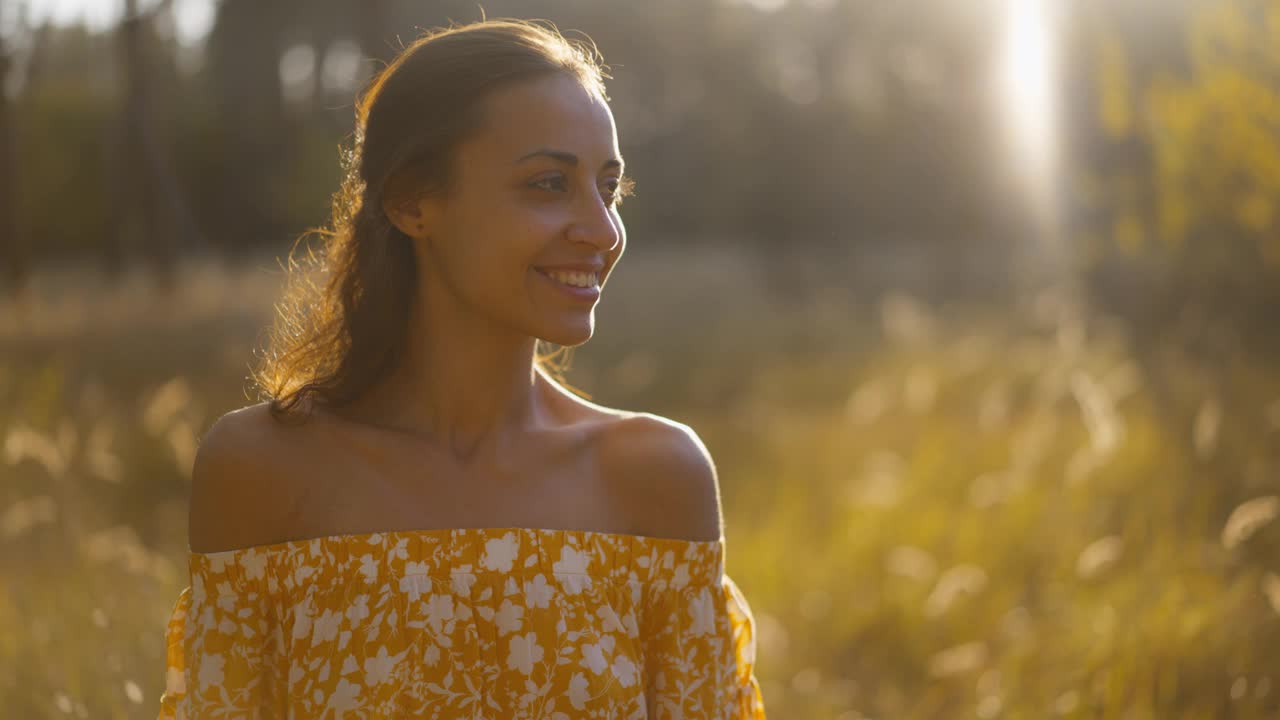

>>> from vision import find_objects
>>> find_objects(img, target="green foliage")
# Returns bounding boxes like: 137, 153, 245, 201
1075, 0, 1280, 326
1144, 0, 1280, 264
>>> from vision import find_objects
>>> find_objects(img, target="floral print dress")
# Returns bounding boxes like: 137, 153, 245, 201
157, 526, 766, 719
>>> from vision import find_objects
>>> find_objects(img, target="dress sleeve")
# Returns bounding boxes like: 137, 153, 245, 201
643, 570, 768, 719
157, 553, 283, 720
157, 587, 190, 719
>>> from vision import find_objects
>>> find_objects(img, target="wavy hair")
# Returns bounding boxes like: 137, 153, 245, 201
250, 18, 619, 423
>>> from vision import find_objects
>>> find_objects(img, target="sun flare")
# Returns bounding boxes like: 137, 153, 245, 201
1002, 0, 1056, 183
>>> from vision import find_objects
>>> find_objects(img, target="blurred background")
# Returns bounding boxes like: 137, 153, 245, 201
2, 0, 1279, 717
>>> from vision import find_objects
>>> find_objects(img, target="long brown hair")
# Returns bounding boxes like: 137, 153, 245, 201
251, 18, 615, 423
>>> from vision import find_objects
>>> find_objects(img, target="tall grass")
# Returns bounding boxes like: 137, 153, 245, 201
2, 249, 1278, 718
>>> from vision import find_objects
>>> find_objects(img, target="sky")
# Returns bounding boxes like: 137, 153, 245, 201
20, 0, 215, 44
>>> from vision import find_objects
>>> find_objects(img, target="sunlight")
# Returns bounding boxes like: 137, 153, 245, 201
1001, 0, 1056, 188
999, 0, 1061, 262
23, 0, 215, 45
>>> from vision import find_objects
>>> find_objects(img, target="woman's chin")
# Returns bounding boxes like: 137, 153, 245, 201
539, 319, 594, 347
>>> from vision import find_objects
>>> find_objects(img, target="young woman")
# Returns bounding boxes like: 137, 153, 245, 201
157, 18, 766, 719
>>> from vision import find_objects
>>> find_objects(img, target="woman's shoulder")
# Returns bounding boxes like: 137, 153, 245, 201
535, 381, 725, 542
187, 401, 316, 554
595, 411, 725, 543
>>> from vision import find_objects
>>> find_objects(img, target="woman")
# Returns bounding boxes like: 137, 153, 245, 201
158, 18, 766, 719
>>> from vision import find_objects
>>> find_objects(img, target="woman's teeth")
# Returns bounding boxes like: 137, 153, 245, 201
542, 269, 599, 288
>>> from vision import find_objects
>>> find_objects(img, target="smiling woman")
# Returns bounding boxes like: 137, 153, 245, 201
155, 17, 766, 720
257, 21, 632, 414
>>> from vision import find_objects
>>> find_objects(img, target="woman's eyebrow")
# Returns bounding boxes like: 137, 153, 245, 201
514, 147, 625, 173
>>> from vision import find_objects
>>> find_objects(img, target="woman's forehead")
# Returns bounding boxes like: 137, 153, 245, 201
468, 75, 619, 165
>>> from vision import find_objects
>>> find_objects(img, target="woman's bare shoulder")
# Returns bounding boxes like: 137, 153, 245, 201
187, 401, 316, 553
597, 411, 725, 542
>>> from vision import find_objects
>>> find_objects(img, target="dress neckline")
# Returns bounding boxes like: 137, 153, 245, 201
190, 525, 726, 558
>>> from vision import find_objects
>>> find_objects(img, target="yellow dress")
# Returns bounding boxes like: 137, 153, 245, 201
157, 526, 767, 719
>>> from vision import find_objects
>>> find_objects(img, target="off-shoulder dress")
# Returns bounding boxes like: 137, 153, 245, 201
157, 526, 766, 719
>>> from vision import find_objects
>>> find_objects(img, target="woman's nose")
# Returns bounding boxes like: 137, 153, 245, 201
567, 195, 621, 251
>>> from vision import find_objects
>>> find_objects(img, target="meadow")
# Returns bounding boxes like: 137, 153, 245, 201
2, 245, 1278, 719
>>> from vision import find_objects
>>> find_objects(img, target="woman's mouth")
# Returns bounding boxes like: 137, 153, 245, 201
533, 267, 601, 302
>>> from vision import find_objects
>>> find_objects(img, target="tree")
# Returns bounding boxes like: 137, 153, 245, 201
1068, 0, 1280, 346
0, 0, 26, 299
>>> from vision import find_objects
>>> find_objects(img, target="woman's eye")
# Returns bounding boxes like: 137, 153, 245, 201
531, 175, 568, 193
607, 176, 636, 208
530, 174, 635, 207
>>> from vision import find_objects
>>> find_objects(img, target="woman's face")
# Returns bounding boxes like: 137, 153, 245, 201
405, 73, 627, 347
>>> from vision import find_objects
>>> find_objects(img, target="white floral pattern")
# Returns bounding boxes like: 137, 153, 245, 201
158, 526, 766, 719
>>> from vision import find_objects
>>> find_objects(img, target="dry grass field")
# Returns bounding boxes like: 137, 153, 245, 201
3, 246, 1279, 719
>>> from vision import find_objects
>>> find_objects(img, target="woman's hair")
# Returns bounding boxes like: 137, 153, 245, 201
251, 18, 612, 423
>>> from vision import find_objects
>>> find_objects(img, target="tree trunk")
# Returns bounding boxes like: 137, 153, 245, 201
119, 0, 177, 290
0, 0, 28, 300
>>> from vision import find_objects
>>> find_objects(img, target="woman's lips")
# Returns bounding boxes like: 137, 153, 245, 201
533, 267, 601, 302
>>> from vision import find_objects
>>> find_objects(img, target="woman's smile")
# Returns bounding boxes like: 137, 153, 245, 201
532, 265, 601, 301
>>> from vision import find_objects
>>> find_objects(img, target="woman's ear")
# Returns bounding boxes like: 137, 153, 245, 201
383, 194, 437, 240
